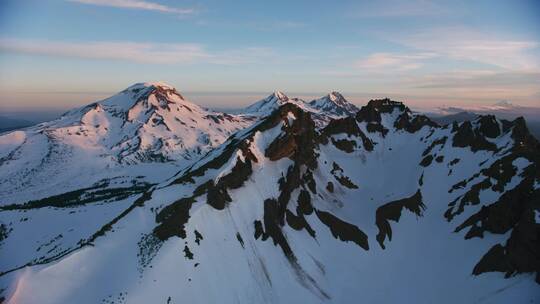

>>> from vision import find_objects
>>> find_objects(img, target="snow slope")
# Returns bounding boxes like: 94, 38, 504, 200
1, 99, 538, 303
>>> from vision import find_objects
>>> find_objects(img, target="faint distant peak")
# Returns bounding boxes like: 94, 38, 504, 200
493, 100, 514, 108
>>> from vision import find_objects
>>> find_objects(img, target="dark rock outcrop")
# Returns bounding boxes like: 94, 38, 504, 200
315, 210, 369, 250
394, 112, 438, 133
375, 190, 426, 249
452, 121, 498, 152
322, 117, 374, 151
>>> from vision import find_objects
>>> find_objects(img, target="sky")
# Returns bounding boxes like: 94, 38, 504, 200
0, 0, 539, 113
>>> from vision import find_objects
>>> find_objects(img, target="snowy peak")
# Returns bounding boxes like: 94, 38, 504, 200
121, 82, 183, 102
309, 91, 359, 117
127, 81, 176, 90
242, 90, 307, 116
128, 82, 187, 102
242, 91, 360, 127
62, 82, 195, 121
69, 82, 206, 133
111, 81, 194, 111
328, 91, 346, 104
321, 91, 347, 107
68, 82, 255, 163
264, 90, 290, 103
273, 90, 289, 102
494, 100, 513, 107
489, 100, 516, 110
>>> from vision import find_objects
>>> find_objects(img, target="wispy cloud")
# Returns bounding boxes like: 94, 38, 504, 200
0, 38, 207, 64
391, 28, 539, 70
68, 0, 195, 15
0, 38, 277, 65
355, 52, 437, 71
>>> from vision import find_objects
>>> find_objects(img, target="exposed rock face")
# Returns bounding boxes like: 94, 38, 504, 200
323, 116, 363, 137
356, 99, 406, 136
362, 98, 407, 114
356, 100, 384, 123
265, 105, 319, 168
419, 155, 434, 167
315, 210, 369, 250
446, 118, 540, 282
394, 112, 438, 133
330, 162, 359, 189
452, 120, 498, 152
375, 190, 426, 249
477, 115, 501, 138
286, 190, 316, 237
321, 116, 374, 151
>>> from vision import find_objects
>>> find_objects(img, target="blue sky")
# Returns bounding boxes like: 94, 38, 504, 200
0, 0, 539, 111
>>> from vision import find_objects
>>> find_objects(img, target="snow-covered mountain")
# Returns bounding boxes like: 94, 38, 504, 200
242, 91, 309, 115
0, 82, 256, 204
1, 97, 538, 303
241, 90, 360, 126
436, 100, 540, 121
491, 100, 514, 110
309, 91, 359, 117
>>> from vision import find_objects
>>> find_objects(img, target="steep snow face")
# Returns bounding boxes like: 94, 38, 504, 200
0, 82, 256, 204
309, 91, 359, 117
2, 101, 538, 303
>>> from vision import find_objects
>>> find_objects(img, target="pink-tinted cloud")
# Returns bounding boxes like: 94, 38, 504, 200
355, 52, 437, 71
391, 28, 539, 70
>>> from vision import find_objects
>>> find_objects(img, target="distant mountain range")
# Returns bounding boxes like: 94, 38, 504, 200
426, 101, 540, 140
0, 84, 538, 303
